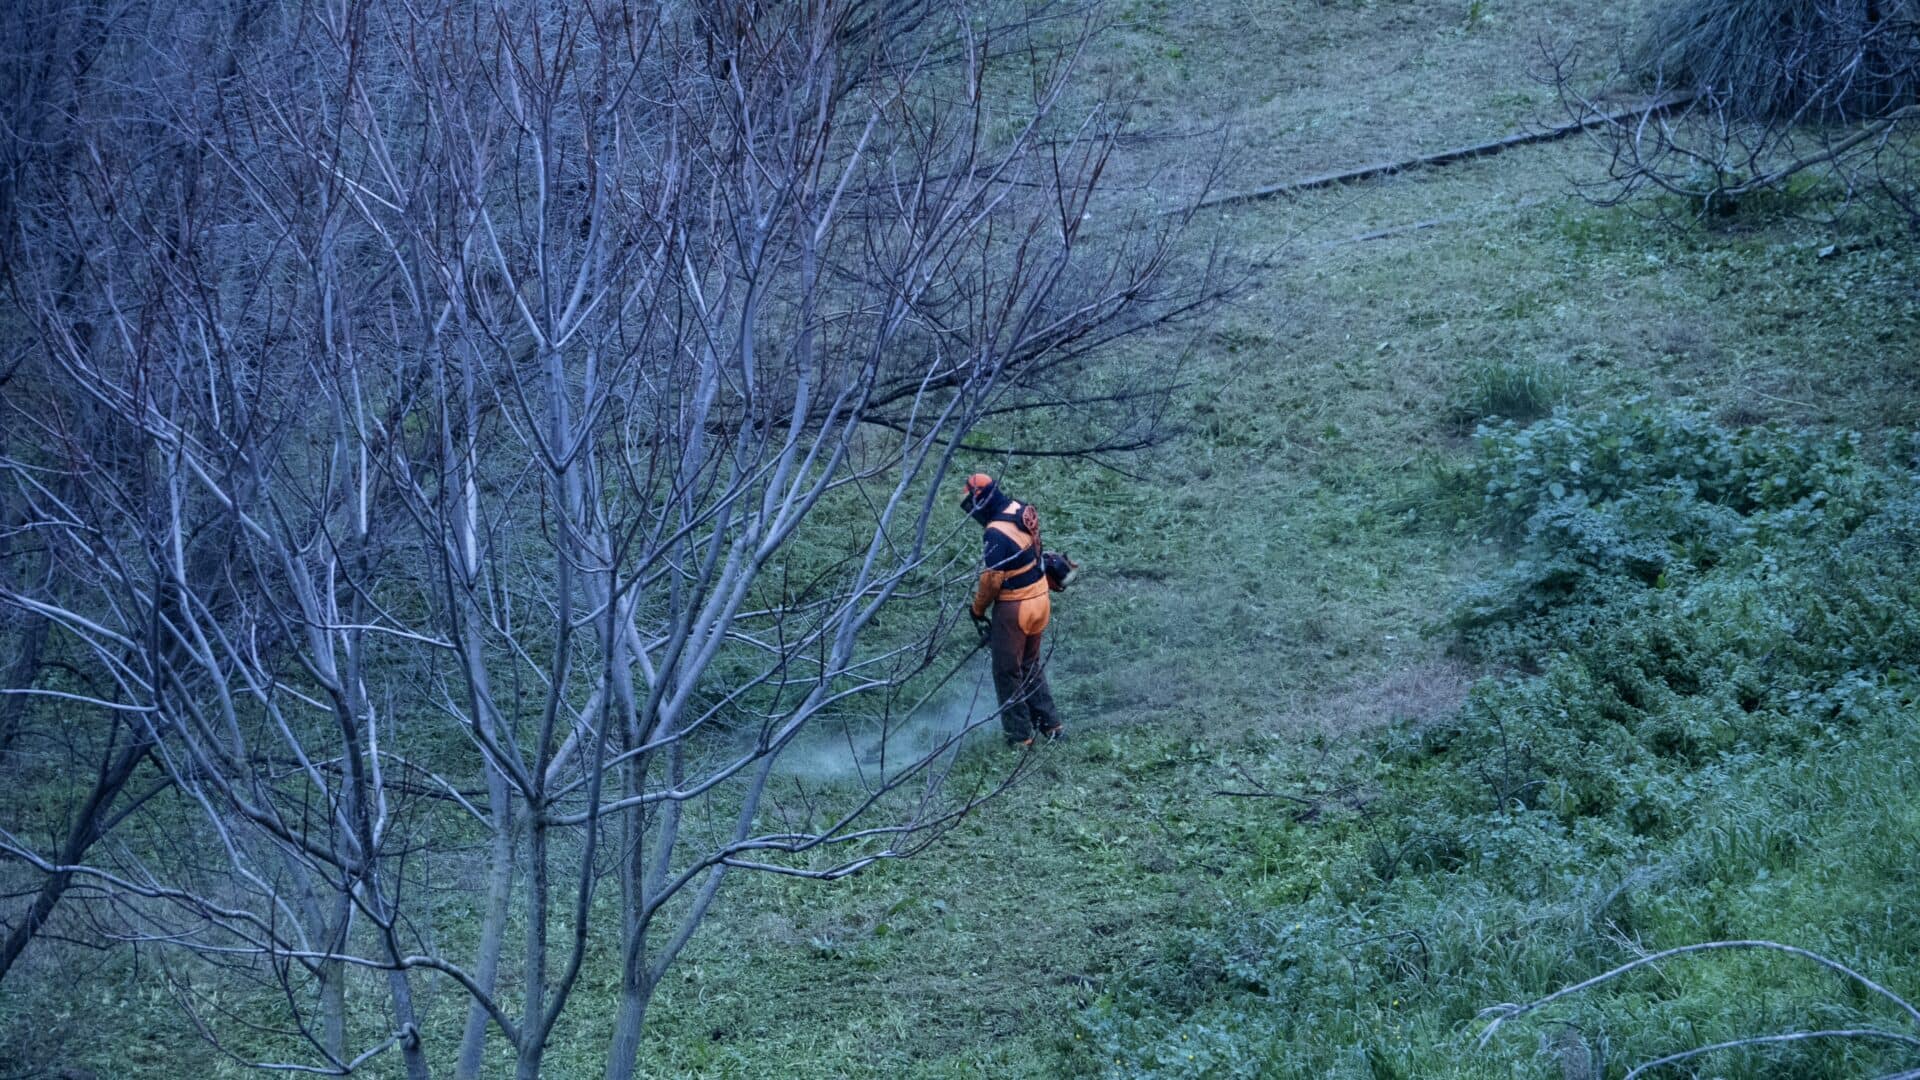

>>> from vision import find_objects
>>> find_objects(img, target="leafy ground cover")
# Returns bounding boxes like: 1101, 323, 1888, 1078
1081, 404, 1920, 1077
7, 1, 1920, 1076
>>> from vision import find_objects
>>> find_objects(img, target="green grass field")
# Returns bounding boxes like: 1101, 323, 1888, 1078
6, 1, 1920, 1076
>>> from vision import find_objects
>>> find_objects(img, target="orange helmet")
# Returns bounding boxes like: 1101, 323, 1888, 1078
958, 472, 997, 512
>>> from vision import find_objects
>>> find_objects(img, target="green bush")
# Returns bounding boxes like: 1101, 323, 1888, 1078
1471, 400, 1869, 530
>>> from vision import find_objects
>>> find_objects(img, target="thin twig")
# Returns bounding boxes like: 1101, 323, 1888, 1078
1478, 940, 1920, 1050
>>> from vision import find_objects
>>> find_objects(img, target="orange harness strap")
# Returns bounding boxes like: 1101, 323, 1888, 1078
984, 516, 1049, 603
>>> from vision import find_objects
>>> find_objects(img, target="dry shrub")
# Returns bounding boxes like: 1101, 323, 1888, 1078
1636, 0, 1920, 120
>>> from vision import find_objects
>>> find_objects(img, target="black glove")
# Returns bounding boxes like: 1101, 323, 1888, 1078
969, 609, 990, 644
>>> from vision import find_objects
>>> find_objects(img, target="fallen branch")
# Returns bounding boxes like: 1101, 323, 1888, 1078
1212, 762, 1368, 822
1316, 196, 1553, 250
1623, 1030, 1920, 1080
1477, 939, 1920, 1076
1190, 93, 1694, 212
1691, 103, 1920, 199
1479, 939, 1920, 1045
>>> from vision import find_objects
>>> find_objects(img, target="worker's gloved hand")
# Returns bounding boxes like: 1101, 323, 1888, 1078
969, 609, 990, 644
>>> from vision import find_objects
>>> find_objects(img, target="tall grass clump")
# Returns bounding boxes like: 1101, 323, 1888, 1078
1448, 358, 1572, 430
1080, 403, 1920, 1078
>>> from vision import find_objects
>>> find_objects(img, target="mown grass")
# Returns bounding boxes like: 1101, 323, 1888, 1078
8, 0, 1920, 1076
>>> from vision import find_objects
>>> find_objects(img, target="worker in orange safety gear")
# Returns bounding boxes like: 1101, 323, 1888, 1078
959, 473, 1062, 748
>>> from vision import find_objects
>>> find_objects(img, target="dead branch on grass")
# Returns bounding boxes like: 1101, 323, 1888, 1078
1189, 94, 1693, 213
1478, 939, 1920, 1076
1211, 762, 1371, 822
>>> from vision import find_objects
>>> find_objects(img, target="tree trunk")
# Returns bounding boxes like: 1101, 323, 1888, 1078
515, 814, 551, 1080
603, 970, 657, 1080
456, 781, 515, 1080
385, 966, 432, 1080
0, 611, 47, 754
319, 960, 347, 1064
0, 734, 143, 984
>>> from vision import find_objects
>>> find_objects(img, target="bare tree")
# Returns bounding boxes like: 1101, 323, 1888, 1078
1, 1, 1217, 1076
0, 0, 236, 992
1548, 0, 1920, 226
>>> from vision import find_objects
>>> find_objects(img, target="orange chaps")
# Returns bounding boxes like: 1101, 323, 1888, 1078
987, 594, 1058, 743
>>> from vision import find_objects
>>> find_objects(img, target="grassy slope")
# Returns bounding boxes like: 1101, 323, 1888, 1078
613, 2, 1920, 1077
7, 1, 1920, 1076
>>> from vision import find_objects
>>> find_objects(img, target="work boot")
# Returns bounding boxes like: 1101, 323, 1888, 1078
1006, 735, 1034, 751
1040, 724, 1065, 743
